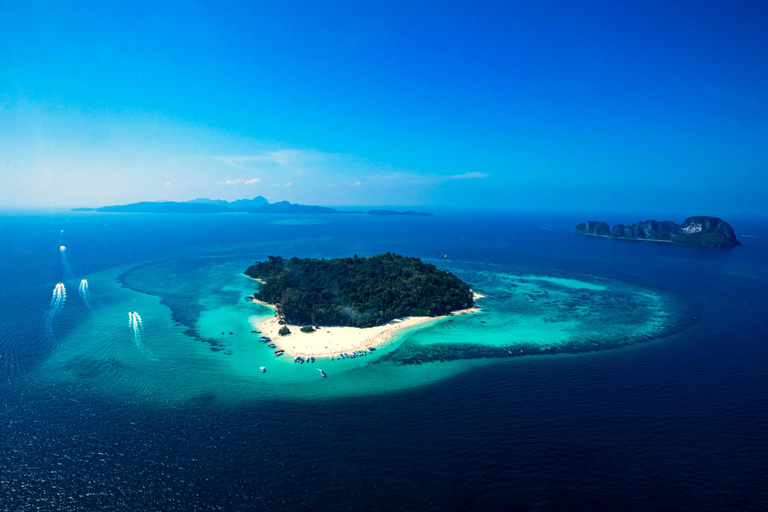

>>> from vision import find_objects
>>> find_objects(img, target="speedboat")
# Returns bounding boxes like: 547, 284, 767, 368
318, 369, 326, 378
274, 349, 284, 355
309, 357, 315, 363
260, 366, 266, 372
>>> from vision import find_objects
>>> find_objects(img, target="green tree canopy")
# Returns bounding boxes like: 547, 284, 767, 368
245, 254, 474, 328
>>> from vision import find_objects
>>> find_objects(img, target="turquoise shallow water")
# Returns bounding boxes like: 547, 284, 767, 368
1, 212, 767, 511
31, 253, 679, 405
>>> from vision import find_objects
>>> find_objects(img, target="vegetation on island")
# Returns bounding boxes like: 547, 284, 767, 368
244, 253, 474, 328
575, 216, 740, 248
278, 326, 291, 336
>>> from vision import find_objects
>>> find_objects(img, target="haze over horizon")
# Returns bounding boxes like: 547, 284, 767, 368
1, 1, 766, 216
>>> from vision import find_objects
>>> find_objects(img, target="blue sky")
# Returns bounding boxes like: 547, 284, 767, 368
1, 1, 767, 214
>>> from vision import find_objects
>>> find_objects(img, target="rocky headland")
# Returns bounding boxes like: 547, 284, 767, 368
575, 216, 740, 248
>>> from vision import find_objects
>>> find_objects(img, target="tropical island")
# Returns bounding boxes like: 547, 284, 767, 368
575, 216, 740, 248
244, 254, 480, 357
72, 196, 433, 217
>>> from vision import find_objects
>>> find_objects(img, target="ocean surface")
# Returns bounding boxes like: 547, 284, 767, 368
0, 210, 766, 511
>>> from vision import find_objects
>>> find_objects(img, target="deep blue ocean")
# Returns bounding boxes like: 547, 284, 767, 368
1, 210, 766, 511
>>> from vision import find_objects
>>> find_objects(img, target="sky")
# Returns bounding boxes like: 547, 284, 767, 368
1, 0, 767, 215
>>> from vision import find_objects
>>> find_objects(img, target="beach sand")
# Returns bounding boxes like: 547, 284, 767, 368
249, 292, 483, 358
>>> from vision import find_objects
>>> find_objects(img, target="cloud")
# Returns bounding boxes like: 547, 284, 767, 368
445, 172, 490, 180
164, 181, 171, 186
375, 171, 489, 185
211, 150, 352, 175
211, 150, 488, 196
211, 154, 276, 170
217, 178, 260, 185
211, 151, 306, 171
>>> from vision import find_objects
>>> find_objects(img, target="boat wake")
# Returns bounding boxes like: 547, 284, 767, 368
45, 283, 66, 345
59, 246, 74, 280
78, 279, 90, 308
128, 311, 156, 360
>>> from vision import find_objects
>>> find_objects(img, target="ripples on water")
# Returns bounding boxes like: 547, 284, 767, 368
0, 212, 766, 511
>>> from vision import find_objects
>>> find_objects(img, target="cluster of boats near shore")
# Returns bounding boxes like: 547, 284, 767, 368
330, 348, 375, 360
254, 330, 377, 361
251, 329, 372, 378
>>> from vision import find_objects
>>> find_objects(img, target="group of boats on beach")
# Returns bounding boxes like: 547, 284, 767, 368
250, 327, 378, 378
254, 329, 376, 361
329, 348, 375, 360
253, 331, 329, 377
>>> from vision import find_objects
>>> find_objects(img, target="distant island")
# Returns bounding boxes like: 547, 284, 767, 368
575, 216, 740, 248
72, 196, 433, 217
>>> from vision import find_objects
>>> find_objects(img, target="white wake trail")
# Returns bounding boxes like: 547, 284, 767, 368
128, 311, 156, 360
45, 283, 67, 343
59, 246, 74, 280
78, 279, 90, 308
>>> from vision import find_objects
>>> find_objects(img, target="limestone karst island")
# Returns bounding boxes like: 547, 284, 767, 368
575, 216, 740, 248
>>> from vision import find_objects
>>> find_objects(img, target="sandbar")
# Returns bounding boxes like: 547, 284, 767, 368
249, 292, 483, 358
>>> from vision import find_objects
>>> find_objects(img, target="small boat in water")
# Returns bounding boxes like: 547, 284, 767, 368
274, 349, 284, 355
309, 356, 315, 363
260, 366, 266, 372
259, 336, 271, 342
318, 369, 326, 378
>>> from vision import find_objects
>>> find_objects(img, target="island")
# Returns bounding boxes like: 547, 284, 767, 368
244, 253, 481, 357
72, 196, 433, 216
575, 216, 740, 248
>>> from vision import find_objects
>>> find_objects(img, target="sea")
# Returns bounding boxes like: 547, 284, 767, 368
0, 210, 766, 512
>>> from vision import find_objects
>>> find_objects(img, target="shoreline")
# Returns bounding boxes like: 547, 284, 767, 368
248, 292, 484, 358
576, 232, 674, 244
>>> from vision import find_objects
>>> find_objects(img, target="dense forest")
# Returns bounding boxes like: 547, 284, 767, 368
244, 254, 474, 328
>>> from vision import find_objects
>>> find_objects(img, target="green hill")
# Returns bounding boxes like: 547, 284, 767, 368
245, 254, 474, 328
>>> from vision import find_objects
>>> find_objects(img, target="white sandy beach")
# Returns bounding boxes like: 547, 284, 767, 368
248, 292, 484, 358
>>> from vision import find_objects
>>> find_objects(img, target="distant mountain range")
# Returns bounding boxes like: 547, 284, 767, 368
71, 196, 433, 216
